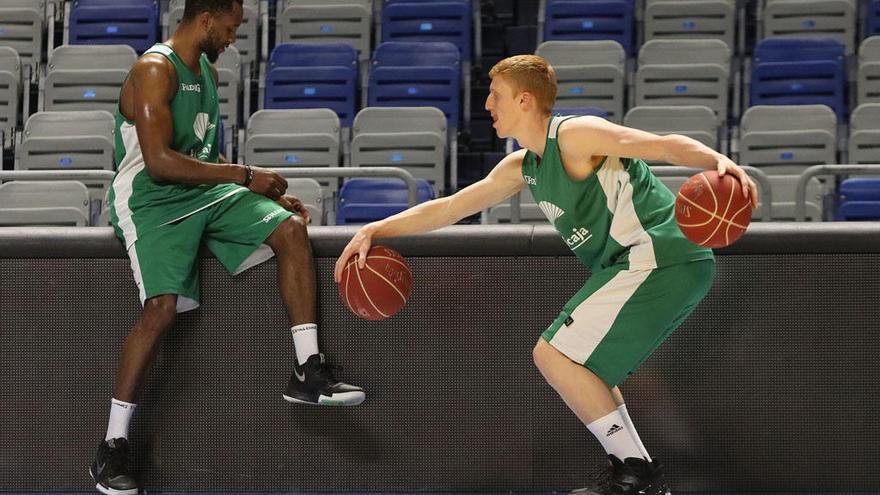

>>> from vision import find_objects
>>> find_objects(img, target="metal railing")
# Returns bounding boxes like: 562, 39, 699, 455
795, 164, 880, 221
651, 165, 773, 221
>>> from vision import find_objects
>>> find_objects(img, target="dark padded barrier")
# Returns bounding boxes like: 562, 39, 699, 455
1, 224, 879, 492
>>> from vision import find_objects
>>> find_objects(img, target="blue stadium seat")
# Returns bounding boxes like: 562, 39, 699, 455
837, 178, 880, 220
368, 41, 461, 128
868, 0, 880, 38
337, 177, 435, 224
381, 1, 472, 62
750, 37, 846, 119
263, 42, 358, 127
68, 0, 159, 54
543, 0, 635, 56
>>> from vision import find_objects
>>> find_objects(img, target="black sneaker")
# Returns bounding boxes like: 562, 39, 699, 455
282, 354, 365, 406
89, 437, 138, 495
571, 455, 671, 495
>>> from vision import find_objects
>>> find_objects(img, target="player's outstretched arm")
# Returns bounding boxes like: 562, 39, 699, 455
130, 56, 287, 199
560, 116, 757, 207
333, 150, 528, 281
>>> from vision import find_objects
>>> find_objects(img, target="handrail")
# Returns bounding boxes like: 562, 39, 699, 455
0, 167, 421, 206
795, 164, 880, 221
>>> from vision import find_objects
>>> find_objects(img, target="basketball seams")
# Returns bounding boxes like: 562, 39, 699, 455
355, 262, 390, 319
676, 192, 750, 229
721, 178, 737, 246
364, 264, 408, 303
345, 255, 411, 276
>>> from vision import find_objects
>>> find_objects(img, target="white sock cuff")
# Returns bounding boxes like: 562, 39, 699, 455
111, 398, 137, 409
291, 323, 319, 364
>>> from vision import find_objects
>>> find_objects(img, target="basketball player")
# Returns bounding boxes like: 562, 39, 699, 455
90, 1, 364, 493
335, 55, 757, 494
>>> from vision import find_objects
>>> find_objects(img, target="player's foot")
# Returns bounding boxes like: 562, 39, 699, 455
283, 354, 365, 406
89, 437, 138, 495
570, 455, 670, 495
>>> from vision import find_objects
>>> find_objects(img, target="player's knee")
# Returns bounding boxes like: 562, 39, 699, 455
532, 338, 552, 372
273, 216, 308, 248
141, 295, 177, 334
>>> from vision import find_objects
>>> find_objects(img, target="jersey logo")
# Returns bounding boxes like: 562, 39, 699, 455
180, 82, 201, 93
524, 175, 537, 185
539, 201, 565, 222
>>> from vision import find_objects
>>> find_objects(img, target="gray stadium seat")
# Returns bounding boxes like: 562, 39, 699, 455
0, 47, 21, 141
623, 105, 719, 151
535, 41, 626, 122
858, 36, 880, 106
486, 186, 546, 224
0, 180, 90, 226
644, 0, 736, 48
216, 44, 241, 158
848, 103, 880, 165
0, 0, 45, 69
244, 108, 341, 199
763, 0, 856, 55
43, 44, 136, 112
17, 110, 115, 216
285, 177, 325, 226
166, 0, 260, 66
350, 107, 447, 196
276, 0, 372, 59
739, 104, 836, 220
635, 39, 731, 122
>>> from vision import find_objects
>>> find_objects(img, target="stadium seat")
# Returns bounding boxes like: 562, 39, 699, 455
868, 0, 880, 38
749, 37, 846, 119
0, 180, 91, 226
276, 0, 372, 60
837, 178, 880, 220
350, 106, 447, 195
739, 104, 837, 220
336, 177, 435, 224
623, 105, 719, 151
67, 0, 159, 54
368, 41, 461, 128
762, 0, 856, 55
43, 44, 136, 112
542, 0, 635, 56
244, 108, 341, 199
643, 0, 735, 48
535, 40, 626, 122
285, 178, 325, 225
0, 0, 45, 69
0, 47, 21, 141
848, 103, 880, 165
486, 186, 546, 224
263, 42, 358, 128
857, 36, 880, 106
216, 44, 241, 151
635, 38, 731, 122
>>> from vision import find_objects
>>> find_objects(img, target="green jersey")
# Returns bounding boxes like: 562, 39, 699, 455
109, 43, 245, 249
522, 116, 714, 272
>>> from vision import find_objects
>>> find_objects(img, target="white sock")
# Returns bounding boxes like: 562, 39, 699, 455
618, 404, 652, 462
291, 323, 319, 364
105, 398, 136, 440
586, 409, 644, 461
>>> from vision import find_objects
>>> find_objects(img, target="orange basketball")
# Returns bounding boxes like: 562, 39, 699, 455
675, 170, 752, 248
338, 245, 413, 320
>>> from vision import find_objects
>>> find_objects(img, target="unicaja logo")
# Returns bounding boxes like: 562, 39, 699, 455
539, 201, 565, 222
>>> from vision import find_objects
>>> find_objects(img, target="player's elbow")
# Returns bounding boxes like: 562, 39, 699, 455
143, 151, 172, 182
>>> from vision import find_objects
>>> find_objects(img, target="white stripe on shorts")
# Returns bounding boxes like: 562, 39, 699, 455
549, 268, 653, 364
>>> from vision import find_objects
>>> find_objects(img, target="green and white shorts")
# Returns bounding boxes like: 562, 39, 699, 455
124, 191, 293, 313
542, 259, 715, 386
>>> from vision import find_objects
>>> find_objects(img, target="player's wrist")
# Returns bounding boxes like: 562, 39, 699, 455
236, 164, 253, 187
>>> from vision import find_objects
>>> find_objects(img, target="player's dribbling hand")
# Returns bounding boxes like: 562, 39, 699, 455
716, 157, 759, 208
248, 166, 287, 200
276, 194, 310, 224
334, 224, 376, 283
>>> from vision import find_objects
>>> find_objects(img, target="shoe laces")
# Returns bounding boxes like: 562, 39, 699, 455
312, 361, 343, 382
103, 439, 131, 474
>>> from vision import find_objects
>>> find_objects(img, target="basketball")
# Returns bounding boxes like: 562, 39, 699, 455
338, 245, 413, 320
675, 170, 753, 248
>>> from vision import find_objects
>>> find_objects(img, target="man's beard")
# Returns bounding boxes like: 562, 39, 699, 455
199, 33, 223, 63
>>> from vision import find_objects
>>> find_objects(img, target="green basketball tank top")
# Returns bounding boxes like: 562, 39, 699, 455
109, 43, 244, 250
521, 116, 713, 272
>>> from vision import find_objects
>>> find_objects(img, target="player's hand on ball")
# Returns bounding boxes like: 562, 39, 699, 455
248, 166, 287, 200
277, 194, 310, 224
716, 157, 758, 208
335, 224, 376, 283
